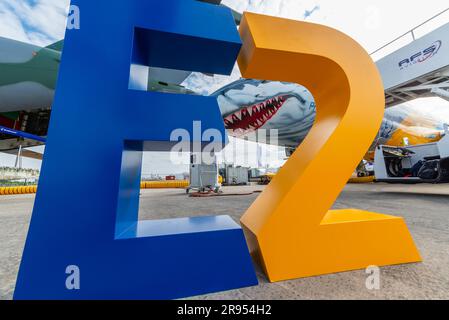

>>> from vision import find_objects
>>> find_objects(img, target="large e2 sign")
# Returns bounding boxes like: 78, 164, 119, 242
14, 0, 421, 300
14, 0, 257, 300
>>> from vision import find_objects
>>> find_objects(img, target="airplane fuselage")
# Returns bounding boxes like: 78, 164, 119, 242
0, 37, 59, 112
0, 36, 446, 155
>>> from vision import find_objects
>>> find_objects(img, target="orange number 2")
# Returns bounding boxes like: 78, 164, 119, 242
238, 12, 421, 282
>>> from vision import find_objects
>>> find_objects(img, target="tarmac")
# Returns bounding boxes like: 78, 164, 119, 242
1, 183, 448, 300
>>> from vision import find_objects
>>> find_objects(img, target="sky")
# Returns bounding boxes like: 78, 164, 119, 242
0, 0, 67, 46
1, 0, 449, 172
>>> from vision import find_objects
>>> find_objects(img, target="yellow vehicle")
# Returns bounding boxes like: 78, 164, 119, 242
259, 173, 276, 185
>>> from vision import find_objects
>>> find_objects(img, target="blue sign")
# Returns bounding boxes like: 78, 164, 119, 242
14, 0, 257, 299
0, 125, 46, 143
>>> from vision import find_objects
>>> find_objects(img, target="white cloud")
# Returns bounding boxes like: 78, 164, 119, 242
404, 97, 449, 124
224, 0, 322, 21
0, 4, 30, 43
226, 0, 449, 53
184, 0, 323, 94
185, 0, 449, 94
0, 0, 69, 46
3, 0, 447, 52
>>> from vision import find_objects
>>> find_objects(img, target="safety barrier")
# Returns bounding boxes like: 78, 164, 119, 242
0, 181, 190, 196
140, 180, 189, 189
0, 186, 37, 195
348, 176, 376, 184
370, 7, 449, 60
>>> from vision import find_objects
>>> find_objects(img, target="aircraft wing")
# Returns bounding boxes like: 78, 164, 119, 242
45, 40, 64, 52
2, 148, 43, 161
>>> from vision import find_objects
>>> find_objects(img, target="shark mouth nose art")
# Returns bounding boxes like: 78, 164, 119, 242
224, 95, 288, 136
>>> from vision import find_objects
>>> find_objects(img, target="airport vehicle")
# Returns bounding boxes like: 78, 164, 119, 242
374, 126, 449, 183
258, 173, 276, 185
187, 154, 221, 194
219, 165, 249, 186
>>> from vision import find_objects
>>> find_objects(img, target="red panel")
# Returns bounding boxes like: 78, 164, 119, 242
0, 115, 15, 129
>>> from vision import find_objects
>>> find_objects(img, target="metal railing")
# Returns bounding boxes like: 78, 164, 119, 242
370, 7, 449, 59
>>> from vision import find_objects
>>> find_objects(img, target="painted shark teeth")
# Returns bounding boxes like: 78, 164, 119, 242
225, 95, 288, 136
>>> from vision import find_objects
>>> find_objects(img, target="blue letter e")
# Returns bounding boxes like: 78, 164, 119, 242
14, 0, 257, 300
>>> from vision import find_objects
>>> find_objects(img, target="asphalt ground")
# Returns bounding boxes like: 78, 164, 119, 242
1, 183, 448, 300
